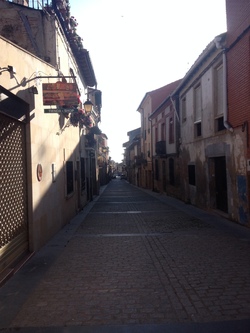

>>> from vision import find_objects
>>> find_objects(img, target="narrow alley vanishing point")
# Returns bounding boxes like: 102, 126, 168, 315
0, 179, 250, 333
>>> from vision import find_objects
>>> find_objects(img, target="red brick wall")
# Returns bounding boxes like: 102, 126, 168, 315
227, 35, 250, 127
226, 0, 250, 46
226, 0, 250, 157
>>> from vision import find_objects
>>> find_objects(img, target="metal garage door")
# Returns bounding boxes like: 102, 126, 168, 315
0, 113, 28, 275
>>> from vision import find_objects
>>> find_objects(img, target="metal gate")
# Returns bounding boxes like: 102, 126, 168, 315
0, 113, 28, 275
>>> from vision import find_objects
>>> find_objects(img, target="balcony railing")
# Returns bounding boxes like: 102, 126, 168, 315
134, 155, 147, 166
155, 141, 166, 155
7, 0, 50, 9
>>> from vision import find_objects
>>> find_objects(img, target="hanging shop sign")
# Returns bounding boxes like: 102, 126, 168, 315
42, 82, 78, 107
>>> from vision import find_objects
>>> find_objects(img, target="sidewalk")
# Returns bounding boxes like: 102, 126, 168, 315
0, 179, 250, 333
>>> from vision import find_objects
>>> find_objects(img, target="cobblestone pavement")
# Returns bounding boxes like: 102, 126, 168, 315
0, 180, 250, 333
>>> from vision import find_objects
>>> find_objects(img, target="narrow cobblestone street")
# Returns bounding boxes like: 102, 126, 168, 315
0, 179, 250, 332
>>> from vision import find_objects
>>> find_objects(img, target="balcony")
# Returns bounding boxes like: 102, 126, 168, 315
134, 154, 147, 166
155, 141, 166, 156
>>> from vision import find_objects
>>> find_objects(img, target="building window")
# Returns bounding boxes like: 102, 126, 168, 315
169, 158, 175, 185
80, 157, 86, 192
215, 64, 223, 116
155, 127, 158, 143
66, 161, 74, 195
194, 84, 202, 137
188, 164, 196, 186
195, 122, 202, 137
181, 96, 186, 122
161, 122, 165, 141
216, 116, 225, 131
214, 64, 225, 132
169, 116, 174, 143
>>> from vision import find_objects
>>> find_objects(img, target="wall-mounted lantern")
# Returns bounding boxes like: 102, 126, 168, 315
83, 99, 93, 114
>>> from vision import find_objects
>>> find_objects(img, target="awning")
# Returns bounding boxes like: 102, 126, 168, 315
0, 85, 29, 122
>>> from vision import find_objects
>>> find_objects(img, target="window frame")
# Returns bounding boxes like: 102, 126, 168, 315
188, 164, 196, 186
214, 63, 225, 132
66, 160, 74, 197
194, 84, 202, 138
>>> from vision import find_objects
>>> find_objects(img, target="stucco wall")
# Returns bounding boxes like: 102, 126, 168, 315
178, 47, 248, 224
0, 35, 87, 250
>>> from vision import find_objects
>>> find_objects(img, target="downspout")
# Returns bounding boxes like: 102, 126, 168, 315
170, 95, 180, 123
170, 95, 181, 155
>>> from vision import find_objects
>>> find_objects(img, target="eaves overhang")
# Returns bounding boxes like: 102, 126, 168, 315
69, 45, 97, 88
52, 3, 97, 87
172, 32, 227, 96
137, 93, 148, 112
148, 79, 182, 121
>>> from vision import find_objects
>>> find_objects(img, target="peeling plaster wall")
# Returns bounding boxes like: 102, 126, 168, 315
180, 115, 247, 224
178, 48, 249, 225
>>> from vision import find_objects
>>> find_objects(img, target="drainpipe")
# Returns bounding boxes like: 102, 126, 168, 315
214, 36, 233, 132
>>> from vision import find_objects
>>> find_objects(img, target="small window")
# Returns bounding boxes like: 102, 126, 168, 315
216, 116, 226, 131
188, 164, 196, 186
194, 85, 202, 138
195, 122, 202, 137
66, 161, 74, 195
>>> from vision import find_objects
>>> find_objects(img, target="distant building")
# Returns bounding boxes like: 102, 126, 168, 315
125, 0, 250, 227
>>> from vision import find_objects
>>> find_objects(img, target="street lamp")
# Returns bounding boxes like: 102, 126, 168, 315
83, 99, 93, 114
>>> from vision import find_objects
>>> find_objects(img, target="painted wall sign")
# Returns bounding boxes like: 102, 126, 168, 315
42, 82, 78, 107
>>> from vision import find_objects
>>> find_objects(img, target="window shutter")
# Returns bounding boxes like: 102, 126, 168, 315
215, 65, 223, 116
194, 85, 201, 122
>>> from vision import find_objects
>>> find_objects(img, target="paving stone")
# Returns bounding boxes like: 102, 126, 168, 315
0, 180, 250, 331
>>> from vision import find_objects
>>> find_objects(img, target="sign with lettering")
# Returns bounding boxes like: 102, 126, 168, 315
44, 108, 77, 113
42, 82, 78, 107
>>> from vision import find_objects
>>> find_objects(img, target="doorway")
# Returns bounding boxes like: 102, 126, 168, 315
0, 113, 29, 275
214, 156, 228, 212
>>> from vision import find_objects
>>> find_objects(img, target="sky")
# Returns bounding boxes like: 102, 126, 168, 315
70, 0, 227, 163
